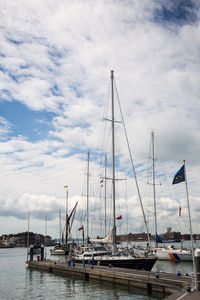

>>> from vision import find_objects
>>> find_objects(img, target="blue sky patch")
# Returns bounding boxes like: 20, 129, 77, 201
154, 0, 198, 26
50, 84, 63, 97
0, 101, 56, 141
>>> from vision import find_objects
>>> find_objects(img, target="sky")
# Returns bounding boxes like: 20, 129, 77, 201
0, 0, 200, 240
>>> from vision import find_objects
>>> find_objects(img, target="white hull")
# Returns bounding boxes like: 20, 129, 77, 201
155, 248, 192, 261
50, 249, 65, 255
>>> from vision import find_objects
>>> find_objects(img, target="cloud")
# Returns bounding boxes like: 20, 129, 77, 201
0, 117, 12, 138
0, 0, 200, 238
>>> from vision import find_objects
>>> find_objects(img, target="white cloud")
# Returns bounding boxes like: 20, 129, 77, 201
0, 117, 12, 138
0, 0, 200, 238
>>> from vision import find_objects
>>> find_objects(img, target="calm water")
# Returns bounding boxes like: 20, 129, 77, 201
0, 247, 166, 300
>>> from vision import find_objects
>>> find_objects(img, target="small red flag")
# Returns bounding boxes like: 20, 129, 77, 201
116, 215, 122, 220
78, 225, 83, 231
179, 206, 181, 217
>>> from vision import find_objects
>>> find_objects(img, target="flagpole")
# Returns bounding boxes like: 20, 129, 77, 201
184, 160, 197, 290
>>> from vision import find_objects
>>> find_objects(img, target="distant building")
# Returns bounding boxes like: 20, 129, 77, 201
0, 232, 54, 247
163, 230, 181, 241
117, 232, 150, 242
181, 234, 190, 241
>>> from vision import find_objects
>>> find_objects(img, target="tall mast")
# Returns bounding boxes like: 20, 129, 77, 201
104, 155, 107, 237
64, 186, 68, 244
87, 151, 90, 244
152, 131, 158, 247
111, 70, 116, 254
59, 209, 61, 243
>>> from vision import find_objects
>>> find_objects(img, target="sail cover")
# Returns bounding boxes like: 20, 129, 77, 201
90, 228, 113, 244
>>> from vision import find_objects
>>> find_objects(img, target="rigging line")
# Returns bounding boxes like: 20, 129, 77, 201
147, 134, 152, 184
108, 181, 112, 234
142, 132, 153, 212
92, 157, 106, 238
153, 135, 183, 233
97, 80, 111, 166
115, 180, 121, 234
125, 179, 129, 243
99, 185, 102, 236
113, 78, 151, 247
102, 78, 111, 127
143, 137, 152, 214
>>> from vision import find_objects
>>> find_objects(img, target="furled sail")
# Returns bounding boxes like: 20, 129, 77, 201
90, 228, 113, 244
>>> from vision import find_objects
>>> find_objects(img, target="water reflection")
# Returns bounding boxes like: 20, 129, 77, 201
153, 260, 193, 275
64, 277, 76, 295
39, 272, 44, 285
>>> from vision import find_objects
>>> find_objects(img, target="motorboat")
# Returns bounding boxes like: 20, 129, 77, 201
153, 245, 192, 261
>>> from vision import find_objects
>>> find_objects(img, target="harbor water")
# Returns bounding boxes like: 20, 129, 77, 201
0, 244, 196, 300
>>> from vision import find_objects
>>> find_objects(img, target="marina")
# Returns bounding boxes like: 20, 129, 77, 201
1, 242, 200, 299
25, 239, 200, 299
0, 247, 163, 300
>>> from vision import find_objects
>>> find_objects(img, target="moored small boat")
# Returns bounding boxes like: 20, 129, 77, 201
50, 244, 69, 256
50, 247, 65, 255
153, 245, 192, 261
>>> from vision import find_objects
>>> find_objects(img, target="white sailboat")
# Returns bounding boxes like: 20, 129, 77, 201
74, 71, 156, 271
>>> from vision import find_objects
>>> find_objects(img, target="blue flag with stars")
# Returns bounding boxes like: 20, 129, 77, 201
172, 165, 185, 184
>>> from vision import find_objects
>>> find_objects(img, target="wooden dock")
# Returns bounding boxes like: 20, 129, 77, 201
27, 259, 193, 297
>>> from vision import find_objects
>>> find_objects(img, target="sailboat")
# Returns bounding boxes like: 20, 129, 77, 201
74, 71, 156, 271
51, 188, 78, 256
147, 132, 192, 262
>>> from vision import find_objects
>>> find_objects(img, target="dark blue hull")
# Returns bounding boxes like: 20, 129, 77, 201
75, 257, 156, 271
